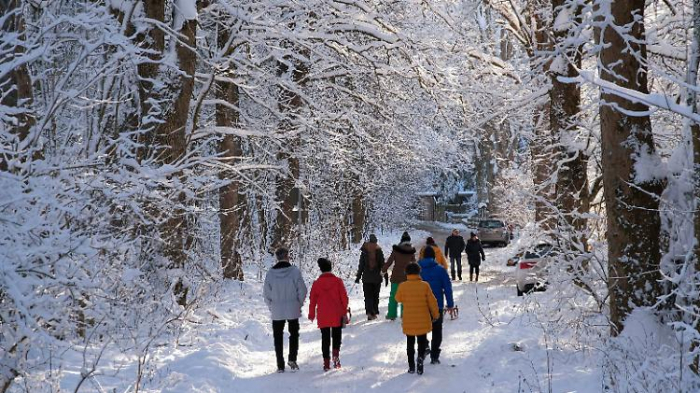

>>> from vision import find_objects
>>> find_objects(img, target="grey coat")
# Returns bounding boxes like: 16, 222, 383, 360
263, 261, 308, 321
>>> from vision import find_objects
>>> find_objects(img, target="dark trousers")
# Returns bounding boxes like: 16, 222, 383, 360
406, 334, 428, 368
320, 326, 343, 359
470, 264, 480, 280
272, 319, 299, 369
449, 255, 462, 280
362, 282, 381, 315
428, 310, 444, 359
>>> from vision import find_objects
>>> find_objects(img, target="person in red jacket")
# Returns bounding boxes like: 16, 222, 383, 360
308, 258, 349, 371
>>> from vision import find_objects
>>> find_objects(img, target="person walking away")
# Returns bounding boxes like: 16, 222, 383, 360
444, 229, 466, 280
355, 234, 385, 320
263, 247, 308, 373
465, 232, 485, 281
417, 246, 454, 364
381, 232, 416, 320
395, 263, 439, 375
419, 237, 448, 270
309, 258, 349, 371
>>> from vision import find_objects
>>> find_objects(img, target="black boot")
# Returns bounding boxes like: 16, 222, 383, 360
430, 349, 441, 364
408, 355, 415, 374
417, 356, 424, 375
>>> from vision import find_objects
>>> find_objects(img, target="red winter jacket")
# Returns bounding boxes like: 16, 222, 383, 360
308, 272, 349, 329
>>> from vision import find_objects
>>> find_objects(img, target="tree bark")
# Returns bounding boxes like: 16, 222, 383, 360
527, 0, 555, 230
136, 0, 166, 161
272, 54, 307, 249
550, 0, 589, 249
147, 1, 198, 305
686, 0, 700, 373
216, 19, 244, 280
599, 0, 664, 336
351, 190, 365, 244
0, 0, 36, 172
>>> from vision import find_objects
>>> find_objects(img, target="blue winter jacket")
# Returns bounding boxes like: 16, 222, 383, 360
418, 258, 454, 310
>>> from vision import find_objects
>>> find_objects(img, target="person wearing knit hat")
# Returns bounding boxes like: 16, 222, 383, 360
308, 258, 349, 371
465, 233, 485, 281
381, 232, 416, 320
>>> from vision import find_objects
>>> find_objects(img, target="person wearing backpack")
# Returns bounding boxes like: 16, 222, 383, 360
355, 234, 385, 320
309, 258, 349, 371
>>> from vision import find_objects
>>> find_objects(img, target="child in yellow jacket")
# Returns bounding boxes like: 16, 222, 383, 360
395, 263, 439, 375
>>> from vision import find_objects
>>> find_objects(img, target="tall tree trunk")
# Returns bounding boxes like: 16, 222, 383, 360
686, 0, 700, 373
0, 0, 36, 172
531, 103, 555, 227
527, 0, 555, 230
136, 0, 166, 161
148, 2, 198, 305
550, 0, 589, 249
216, 20, 244, 280
272, 56, 307, 249
599, 0, 664, 336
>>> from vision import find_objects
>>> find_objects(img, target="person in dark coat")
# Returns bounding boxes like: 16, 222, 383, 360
444, 229, 466, 280
418, 246, 454, 364
465, 232, 485, 281
355, 234, 385, 320
381, 231, 416, 320
309, 258, 349, 371
263, 247, 308, 372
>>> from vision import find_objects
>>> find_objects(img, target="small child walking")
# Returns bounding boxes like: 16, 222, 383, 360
308, 258, 349, 371
394, 263, 439, 375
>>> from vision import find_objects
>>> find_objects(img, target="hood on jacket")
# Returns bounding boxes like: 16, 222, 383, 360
314, 272, 340, 289
393, 242, 416, 255
362, 242, 380, 252
268, 262, 295, 278
418, 258, 438, 269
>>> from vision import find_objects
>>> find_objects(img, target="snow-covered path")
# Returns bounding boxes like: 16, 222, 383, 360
150, 225, 601, 393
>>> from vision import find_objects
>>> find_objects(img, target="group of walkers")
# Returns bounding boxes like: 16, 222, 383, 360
262, 229, 486, 375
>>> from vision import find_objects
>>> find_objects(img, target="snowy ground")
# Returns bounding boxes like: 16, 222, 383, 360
55, 224, 603, 393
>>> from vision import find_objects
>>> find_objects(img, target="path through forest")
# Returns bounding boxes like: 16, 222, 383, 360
145, 224, 600, 393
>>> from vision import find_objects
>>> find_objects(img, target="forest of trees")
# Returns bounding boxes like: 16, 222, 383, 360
1, 0, 700, 391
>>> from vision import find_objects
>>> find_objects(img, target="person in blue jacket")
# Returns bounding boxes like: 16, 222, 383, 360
417, 246, 455, 364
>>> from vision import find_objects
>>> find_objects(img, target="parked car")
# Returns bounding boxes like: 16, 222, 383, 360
509, 243, 555, 296
477, 219, 510, 247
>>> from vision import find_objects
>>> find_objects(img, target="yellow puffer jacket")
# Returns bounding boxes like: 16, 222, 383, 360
419, 245, 448, 270
395, 274, 439, 336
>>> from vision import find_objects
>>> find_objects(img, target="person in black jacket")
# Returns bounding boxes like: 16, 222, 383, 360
444, 229, 466, 280
355, 234, 386, 320
465, 232, 485, 281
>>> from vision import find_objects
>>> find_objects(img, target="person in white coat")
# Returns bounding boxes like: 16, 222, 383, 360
263, 247, 308, 373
